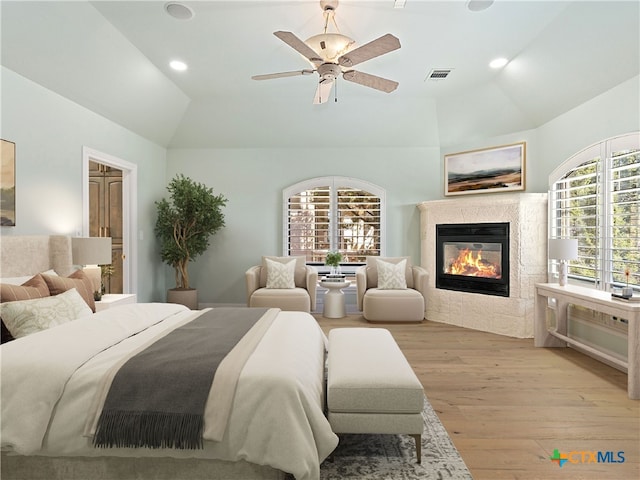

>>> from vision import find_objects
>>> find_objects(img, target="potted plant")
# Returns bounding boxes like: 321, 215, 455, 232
325, 251, 343, 276
155, 174, 227, 309
94, 264, 115, 301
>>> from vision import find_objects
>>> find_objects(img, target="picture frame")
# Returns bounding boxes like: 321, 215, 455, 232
1, 139, 16, 226
444, 142, 526, 196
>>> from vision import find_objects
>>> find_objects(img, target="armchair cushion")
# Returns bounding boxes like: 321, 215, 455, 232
265, 258, 296, 289
376, 258, 407, 290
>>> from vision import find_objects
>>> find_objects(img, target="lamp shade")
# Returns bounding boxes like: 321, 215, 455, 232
548, 238, 578, 260
72, 237, 112, 265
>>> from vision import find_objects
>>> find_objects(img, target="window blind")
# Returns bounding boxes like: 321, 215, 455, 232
285, 178, 384, 264
550, 134, 639, 291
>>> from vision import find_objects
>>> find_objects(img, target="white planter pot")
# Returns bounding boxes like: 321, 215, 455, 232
167, 288, 198, 310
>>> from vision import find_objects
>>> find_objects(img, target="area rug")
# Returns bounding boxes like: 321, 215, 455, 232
319, 395, 473, 479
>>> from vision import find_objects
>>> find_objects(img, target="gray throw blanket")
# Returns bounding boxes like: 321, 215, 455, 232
93, 307, 268, 450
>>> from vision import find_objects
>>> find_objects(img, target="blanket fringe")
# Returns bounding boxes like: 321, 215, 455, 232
93, 411, 204, 450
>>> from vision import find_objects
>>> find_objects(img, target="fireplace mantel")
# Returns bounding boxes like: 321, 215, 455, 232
418, 193, 547, 338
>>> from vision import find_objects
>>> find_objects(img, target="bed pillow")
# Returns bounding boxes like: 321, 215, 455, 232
1, 274, 52, 343
0, 288, 93, 339
0, 269, 58, 286
376, 258, 408, 289
265, 258, 296, 289
42, 269, 96, 312
0, 273, 50, 302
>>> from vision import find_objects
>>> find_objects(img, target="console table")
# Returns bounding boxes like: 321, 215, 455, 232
534, 283, 639, 399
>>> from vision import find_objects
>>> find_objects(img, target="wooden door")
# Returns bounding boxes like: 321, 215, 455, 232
89, 161, 123, 293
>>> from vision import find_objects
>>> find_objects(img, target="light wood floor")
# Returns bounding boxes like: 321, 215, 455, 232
315, 314, 640, 480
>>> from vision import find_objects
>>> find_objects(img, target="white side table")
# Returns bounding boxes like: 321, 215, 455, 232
95, 293, 137, 312
320, 280, 350, 319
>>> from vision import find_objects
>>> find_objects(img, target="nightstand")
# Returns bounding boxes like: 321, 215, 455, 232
95, 293, 137, 312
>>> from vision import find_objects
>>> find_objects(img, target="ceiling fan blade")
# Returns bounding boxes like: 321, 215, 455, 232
338, 33, 401, 68
313, 79, 334, 104
342, 70, 399, 93
274, 31, 323, 66
252, 69, 315, 81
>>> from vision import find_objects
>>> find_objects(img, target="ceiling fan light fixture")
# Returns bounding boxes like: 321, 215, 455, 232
305, 33, 355, 63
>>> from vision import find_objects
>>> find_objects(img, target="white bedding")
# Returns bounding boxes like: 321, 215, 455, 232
1, 303, 338, 480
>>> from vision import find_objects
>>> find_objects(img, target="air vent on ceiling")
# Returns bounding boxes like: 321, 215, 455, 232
426, 69, 453, 81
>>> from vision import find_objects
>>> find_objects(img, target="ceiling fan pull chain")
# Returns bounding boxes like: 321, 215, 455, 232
334, 79, 338, 103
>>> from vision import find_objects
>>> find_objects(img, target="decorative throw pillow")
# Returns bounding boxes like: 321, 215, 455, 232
0, 288, 93, 339
0, 270, 57, 286
0, 274, 50, 302
265, 258, 296, 289
377, 258, 408, 289
42, 269, 96, 312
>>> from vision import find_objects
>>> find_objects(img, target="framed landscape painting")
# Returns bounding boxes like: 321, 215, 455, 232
1, 139, 16, 226
444, 142, 526, 196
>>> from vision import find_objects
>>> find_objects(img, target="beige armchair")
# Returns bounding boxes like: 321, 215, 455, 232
245, 256, 318, 313
356, 257, 428, 322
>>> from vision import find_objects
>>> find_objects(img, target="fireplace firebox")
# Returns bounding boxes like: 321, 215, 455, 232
436, 222, 509, 297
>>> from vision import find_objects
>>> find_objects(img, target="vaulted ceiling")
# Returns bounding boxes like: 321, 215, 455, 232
2, 1, 638, 149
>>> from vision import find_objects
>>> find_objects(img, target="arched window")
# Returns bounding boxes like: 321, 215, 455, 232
549, 132, 639, 291
283, 176, 386, 271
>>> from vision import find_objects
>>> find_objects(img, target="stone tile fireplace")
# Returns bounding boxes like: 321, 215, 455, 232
418, 193, 547, 338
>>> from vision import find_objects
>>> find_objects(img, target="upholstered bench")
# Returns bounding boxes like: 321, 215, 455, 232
327, 327, 425, 463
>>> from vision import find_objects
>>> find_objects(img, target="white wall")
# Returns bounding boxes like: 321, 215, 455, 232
165, 76, 639, 306
3, 64, 637, 307
0, 67, 168, 302
165, 146, 441, 305
442, 75, 640, 194
537, 75, 640, 183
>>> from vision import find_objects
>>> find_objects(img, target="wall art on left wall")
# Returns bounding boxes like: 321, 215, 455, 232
1, 139, 16, 226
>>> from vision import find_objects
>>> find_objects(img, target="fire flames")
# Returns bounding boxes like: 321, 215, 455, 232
446, 248, 501, 279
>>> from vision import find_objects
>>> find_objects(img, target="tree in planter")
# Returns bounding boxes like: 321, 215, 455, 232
155, 174, 228, 290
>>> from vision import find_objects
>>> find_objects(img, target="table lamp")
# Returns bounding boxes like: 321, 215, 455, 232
548, 238, 578, 287
72, 237, 112, 293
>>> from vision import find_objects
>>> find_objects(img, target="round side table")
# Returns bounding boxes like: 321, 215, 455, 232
320, 280, 351, 319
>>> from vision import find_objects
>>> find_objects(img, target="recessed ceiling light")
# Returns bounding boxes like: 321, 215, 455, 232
489, 57, 508, 69
164, 2, 194, 20
170, 60, 188, 71
467, 0, 494, 12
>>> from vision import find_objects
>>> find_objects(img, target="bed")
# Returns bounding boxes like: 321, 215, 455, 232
0, 235, 338, 480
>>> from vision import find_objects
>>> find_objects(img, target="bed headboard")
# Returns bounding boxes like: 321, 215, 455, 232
0, 235, 74, 278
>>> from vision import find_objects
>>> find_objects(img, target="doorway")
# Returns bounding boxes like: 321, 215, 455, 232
89, 160, 123, 293
82, 147, 138, 295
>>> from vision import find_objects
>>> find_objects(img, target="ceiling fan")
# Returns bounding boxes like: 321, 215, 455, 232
251, 0, 401, 104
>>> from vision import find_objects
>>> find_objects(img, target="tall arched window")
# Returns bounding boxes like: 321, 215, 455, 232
283, 177, 386, 271
549, 132, 639, 292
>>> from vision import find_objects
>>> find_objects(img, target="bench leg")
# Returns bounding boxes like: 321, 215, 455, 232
411, 434, 421, 464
